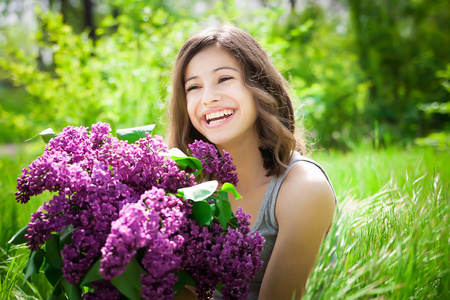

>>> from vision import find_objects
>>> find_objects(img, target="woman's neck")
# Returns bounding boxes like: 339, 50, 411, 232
217, 135, 271, 196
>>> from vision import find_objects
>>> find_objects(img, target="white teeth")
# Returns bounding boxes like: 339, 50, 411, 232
205, 109, 233, 121
209, 119, 223, 125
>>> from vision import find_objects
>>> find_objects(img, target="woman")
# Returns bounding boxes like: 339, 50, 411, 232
168, 25, 336, 300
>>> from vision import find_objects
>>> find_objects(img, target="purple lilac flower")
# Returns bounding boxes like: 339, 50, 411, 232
100, 200, 156, 279
181, 208, 264, 300
83, 280, 121, 300
16, 122, 263, 299
16, 122, 195, 286
100, 187, 188, 300
215, 209, 265, 299
188, 140, 239, 185
62, 228, 108, 284
140, 241, 181, 300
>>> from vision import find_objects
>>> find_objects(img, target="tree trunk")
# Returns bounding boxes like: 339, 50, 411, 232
289, 0, 296, 12
83, 0, 96, 42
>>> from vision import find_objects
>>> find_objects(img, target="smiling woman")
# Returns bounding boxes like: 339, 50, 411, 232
168, 25, 336, 300
184, 45, 257, 149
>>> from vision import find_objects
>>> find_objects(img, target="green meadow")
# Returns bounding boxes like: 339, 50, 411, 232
0, 144, 448, 299
307, 146, 449, 299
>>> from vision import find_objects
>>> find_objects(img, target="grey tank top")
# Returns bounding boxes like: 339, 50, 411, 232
214, 152, 336, 299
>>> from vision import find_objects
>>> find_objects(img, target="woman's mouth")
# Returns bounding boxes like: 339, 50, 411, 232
205, 109, 235, 125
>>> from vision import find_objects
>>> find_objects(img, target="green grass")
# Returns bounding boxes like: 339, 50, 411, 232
0, 142, 53, 299
0, 144, 449, 299
306, 146, 450, 299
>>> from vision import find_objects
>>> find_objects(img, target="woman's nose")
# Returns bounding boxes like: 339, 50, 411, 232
202, 86, 221, 105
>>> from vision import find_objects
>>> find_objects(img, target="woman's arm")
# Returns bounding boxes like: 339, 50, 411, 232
258, 161, 336, 300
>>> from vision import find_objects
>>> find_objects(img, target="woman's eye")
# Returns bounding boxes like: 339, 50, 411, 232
186, 85, 200, 92
218, 76, 232, 83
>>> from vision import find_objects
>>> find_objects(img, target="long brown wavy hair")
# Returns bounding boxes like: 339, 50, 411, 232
167, 25, 306, 177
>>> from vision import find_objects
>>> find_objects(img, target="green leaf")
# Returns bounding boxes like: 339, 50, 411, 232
216, 198, 232, 229
60, 224, 75, 248
229, 217, 240, 228
48, 280, 64, 299
40, 128, 58, 143
111, 256, 146, 300
7, 224, 28, 251
190, 200, 214, 226
178, 180, 218, 202
44, 263, 63, 287
116, 124, 155, 143
210, 203, 216, 216
173, 270, 196, 296
220, 183, 242, 199
184, 271, 196, 287
26, 128, 58, 143
171, 156, 203, 177
23, 248, 45, 284
215, 282, 225, 293
48, 293, 67, 300
62, 280, 82, 300
46, 234, 63, 269
80, 259, 102, 286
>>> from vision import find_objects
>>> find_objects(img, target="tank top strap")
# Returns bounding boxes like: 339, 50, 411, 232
251, 152, 336, 232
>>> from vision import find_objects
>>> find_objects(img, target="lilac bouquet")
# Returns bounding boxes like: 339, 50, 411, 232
9, 122, 264, 300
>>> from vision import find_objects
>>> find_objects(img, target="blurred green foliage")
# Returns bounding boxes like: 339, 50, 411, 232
345, 0, 450, 148
0, 1, 200, 140
0, 0, 448, 149
415, 64, 450, 149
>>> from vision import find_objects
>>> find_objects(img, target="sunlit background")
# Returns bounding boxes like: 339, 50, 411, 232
0, 0, 448, 150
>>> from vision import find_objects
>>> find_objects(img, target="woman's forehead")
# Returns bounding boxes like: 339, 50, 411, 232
184, 46, 241, 79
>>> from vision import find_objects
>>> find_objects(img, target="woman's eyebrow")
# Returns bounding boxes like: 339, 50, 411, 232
184, 66, 238, 85
184, 75, 198, 85
213, 66, 238, 72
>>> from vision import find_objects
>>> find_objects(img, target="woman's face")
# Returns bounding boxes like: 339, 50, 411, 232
184, 45, 258, 149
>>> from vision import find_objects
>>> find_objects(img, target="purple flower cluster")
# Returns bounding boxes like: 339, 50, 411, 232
83, 280, 121, 300
181, 208, 264, 300
188, 140, 239, 186
15, 122, 263, 299
100, 187, 188, 300
15, 123, 194, 284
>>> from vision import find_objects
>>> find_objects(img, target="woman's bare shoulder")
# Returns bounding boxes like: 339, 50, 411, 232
276, 159, 336, 230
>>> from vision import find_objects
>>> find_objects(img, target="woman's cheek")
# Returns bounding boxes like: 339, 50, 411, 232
186, 101, 199, 128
